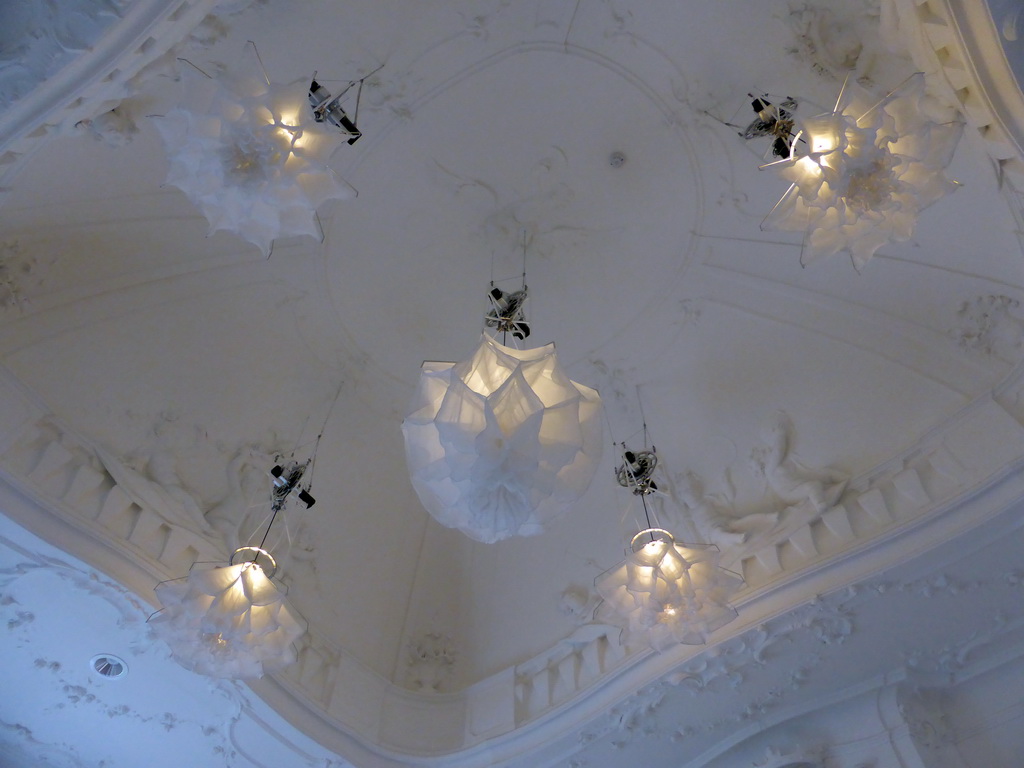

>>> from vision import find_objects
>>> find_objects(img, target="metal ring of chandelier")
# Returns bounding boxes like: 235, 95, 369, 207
629, 527, 675, 553
230, 546, 278, 579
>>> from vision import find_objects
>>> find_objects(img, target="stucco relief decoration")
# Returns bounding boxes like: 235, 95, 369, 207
0, 0, 130, 109
559, 584, 600, 625
205, 446, 280, 553
784, 0, 884, 83
76, 105, 140, 146
404, 631, 457, 692
750, 411, 847, 515
151, 558, 305, 679
897, 686, 956, 757
95, 443, 216, 539
954, 295, 1024, 361
904, 613, 1014, 675
155, 65, 356, 256
677, 469, 779, 552
0, 540, 325, 763
0, 239, 50, 311
579, 684, 666, 746
802, 598, 854, 646
762, 73, 962, 270
402, 334, 603, 543
432, 144, 595, 260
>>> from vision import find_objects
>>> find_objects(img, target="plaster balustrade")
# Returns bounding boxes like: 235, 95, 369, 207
4, 354, 1024, 764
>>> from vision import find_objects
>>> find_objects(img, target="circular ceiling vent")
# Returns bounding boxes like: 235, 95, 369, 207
90, 653, 128, 680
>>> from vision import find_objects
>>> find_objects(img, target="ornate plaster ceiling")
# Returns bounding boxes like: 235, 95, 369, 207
3, 0, 1024, 766
0, 513, 345, 768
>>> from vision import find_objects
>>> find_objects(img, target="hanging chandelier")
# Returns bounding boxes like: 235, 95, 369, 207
150, 456, 317, 678
150, 546, 304, 679
155, 48, 366, 256
761, 73, 962, 270
595, 441, 742, 651
402, 284, 603, 543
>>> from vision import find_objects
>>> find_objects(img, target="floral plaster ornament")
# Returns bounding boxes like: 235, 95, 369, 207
156, 68, 356, 255
762, 73, 962, 270
402, 335, 603, 543
404, 631, 457, 692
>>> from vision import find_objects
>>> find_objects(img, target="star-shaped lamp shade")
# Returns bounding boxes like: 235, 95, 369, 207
762, 74, 962, 270
156, 71, 356, 255
402, 335, 603, 543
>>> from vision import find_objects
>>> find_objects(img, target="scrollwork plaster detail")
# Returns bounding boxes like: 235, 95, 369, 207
0, 538, 339, 765
658, 598, 856, 742
783, 0, 886, 84
665, 627, 773, 695
0, 240, 53, 311
575, 593, 860, 752
868, 567, 1024, 599
0, 718, 92, 768
455, 0, 512, 42
953, 295, 1024, 362
896, 685, 959, 762
356, 67, 419, 124
579, 683, 665, 746
904, 613, 1019, 675
802, 598, 853, 646
404, 631, 458, 693
3, 364, 1022, 760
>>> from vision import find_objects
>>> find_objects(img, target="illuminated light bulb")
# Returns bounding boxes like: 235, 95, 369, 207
595, 528, 742, 651
150, 548, 305, 678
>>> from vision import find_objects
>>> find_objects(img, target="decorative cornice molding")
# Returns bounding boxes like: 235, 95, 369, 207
4, 354, 1024, 765
885, 0, 1024, 176
2, 1, 1024, 763
0, 0, 227, 194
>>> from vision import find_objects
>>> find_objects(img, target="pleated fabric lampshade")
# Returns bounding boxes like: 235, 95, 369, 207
156, 69, 356, 255
403, 334, 603, 543
763, 73, 962, 270
151, 550, 305, 679
595, 529, 742, 652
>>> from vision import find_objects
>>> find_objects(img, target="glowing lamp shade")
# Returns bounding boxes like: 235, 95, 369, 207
595, 529, 742, 651
402, 335, 603, 543
151, 550, 305, 679
763, 74, 962, 270
156, 72, 356, 256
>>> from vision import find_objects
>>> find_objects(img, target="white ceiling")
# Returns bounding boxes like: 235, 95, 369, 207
3, 0, 1024, 765
0, 512, 347, 768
